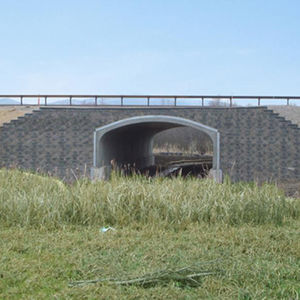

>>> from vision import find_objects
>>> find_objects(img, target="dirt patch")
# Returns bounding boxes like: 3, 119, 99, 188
0, 106, 34, 126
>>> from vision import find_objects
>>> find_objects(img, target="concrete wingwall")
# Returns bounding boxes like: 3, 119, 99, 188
0, 106, 300, 182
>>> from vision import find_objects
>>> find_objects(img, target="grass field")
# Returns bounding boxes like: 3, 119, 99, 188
0, 169, 299, 299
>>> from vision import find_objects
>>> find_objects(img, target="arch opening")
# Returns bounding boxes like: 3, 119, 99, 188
153, 126, 213, 177
91, 115, 222, 182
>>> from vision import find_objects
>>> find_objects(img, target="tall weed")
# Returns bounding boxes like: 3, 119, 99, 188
0, 169, 299, 228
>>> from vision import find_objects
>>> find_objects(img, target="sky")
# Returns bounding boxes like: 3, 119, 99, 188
1, 0, 300, 96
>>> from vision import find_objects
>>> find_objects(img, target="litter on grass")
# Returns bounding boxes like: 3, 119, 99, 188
100, 226, 116, 233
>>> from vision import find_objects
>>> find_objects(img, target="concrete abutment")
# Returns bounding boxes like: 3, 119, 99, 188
0, 106, 299, 182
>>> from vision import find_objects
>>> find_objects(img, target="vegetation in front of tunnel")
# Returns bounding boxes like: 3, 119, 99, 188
0, 169, 299, 228
0, 168, 299, 299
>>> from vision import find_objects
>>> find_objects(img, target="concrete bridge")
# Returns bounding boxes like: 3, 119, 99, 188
0, 102, 300, 182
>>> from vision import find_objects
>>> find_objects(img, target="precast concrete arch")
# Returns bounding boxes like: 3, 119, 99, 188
91, 115, 222, 181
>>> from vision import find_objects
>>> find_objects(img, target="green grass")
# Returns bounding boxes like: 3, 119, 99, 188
0, 169, 299, 228
1, 223, 299, 299
0, 169, 300, 299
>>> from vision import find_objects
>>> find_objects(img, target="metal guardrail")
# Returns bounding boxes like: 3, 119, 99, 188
0, 95, 300, 107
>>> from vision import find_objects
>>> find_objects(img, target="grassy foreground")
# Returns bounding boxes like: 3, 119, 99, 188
0, 169, 300, 299
1, 169, 299, 228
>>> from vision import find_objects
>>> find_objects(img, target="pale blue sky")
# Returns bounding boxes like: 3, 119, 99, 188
1, 0, 300, 95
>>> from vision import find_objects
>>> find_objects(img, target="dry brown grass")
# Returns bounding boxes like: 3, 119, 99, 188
0, 106, 34, 126
268, 105, 300, 127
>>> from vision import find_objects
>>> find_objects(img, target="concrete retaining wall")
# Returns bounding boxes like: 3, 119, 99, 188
0, 106, 300, 182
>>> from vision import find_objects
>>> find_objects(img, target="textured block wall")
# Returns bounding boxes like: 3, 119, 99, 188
0, 106, 300, 182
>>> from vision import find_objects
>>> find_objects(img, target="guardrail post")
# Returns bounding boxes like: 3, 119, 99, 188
230, 97, 232, 107
147, 97, 150, 106
45, 96, 47, 106
69, 96, 72, 106
287, 98, 290, 106
258, 97, 261, 106
174, 97, 177, 106
95, 96, 97, 106
202, 97, 204, 106
20, 96, 23, 106
121, 97, 124, 106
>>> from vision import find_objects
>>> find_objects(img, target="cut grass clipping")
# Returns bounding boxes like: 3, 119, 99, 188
69, 260, 222, 288
0, 169, 299, 228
